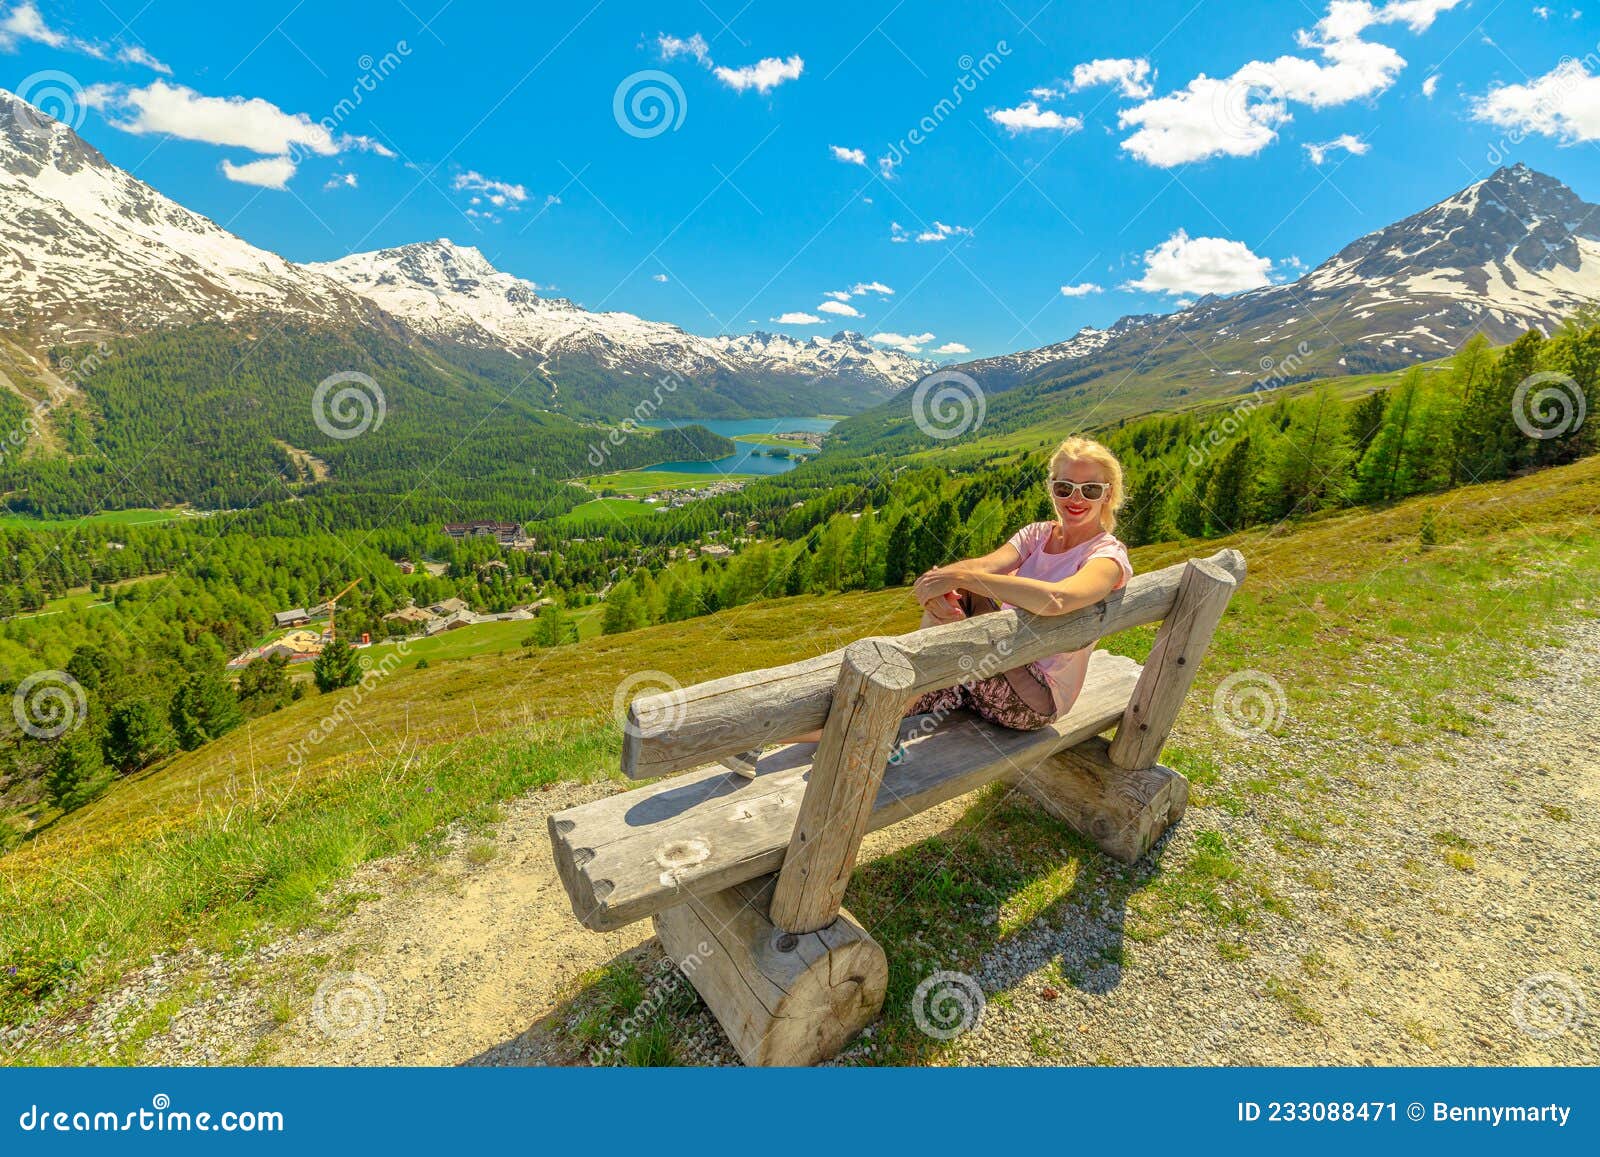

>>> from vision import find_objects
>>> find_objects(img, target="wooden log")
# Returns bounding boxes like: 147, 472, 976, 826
1006, 735, 1189, 864
1106, 555, 1241, 771
770, 639, 916, 934
653, 874, 887, 1067
550, 652, 1141, 931
620, 548, 1246, 780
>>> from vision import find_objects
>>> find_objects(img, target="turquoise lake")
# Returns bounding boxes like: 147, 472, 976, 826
637, 417, 837, 477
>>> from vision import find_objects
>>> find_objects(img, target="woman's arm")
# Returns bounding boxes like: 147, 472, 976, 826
914, 556, 1124, 617
914, 543, 1024, 622
956, 542, 1024, 576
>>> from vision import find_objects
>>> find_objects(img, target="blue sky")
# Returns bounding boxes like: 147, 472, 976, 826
4, 0, 1600, 358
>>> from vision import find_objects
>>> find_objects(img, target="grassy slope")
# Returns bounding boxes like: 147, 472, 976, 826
5, 453, 1599, 1055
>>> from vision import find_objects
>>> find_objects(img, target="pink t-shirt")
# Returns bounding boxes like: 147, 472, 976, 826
1002, 523, 1134, 717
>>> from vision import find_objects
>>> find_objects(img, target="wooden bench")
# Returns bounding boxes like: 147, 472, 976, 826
548, 548, 1246, 1065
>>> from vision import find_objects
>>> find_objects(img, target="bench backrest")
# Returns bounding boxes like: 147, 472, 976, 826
620, 548, 1247, 781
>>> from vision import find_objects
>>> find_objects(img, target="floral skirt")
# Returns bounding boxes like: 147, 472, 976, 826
903, 662, 1056, 731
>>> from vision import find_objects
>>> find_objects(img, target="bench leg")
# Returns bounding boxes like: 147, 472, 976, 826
653, 873, 887, 1066
1007, 735, 1189, 865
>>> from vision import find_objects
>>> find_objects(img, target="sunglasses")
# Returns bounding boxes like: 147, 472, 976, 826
1047, 479, 1110, 501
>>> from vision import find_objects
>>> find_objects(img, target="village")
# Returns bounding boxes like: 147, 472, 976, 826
223, 523, 557, 672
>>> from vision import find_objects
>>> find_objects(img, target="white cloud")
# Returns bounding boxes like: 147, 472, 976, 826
877, 152, 900, 179
1126, 229, 1274, 296
1422, 73, 1440, 97
1533, 4, 1552, 16
1, 1, 64, 47
1030, 85, 1064, 101
1, 3, 169, 70
87, 80, 339, 157
822, 289, 852, 301
657, 32, 711, 66
870, 331, 936, 352
989, 100, 1083, 135
773, 311, 822, 324
851, 280, 894, 296
817, 299, 863, 317
1117, 0, 1465, 167
1119, 74, 1289, 167
932, 342, 971, 355
1070, 57, 1154, 99
323, 172, 358, 190
652, 273, 669, 282
221, 155, 296, 189
1304, 132, 1369, 163
453, 170, 529, 208
892, 221, 971, 244
714, 55, 804, 94
1472, 59, 1600, 142
829, 144, 867, 165
116, 44, 171, 73
1060, 282, 1103, 296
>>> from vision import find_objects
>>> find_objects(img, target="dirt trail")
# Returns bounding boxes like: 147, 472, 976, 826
117, 620, 1597, 1067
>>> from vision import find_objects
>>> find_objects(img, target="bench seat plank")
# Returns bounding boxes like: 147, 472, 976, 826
550, 651, 1142, 931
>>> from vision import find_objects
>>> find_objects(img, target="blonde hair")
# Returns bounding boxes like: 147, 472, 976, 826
1048, 436, 1125, 534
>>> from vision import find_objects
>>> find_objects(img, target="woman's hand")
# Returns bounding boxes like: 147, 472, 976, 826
913, 564, 967, 605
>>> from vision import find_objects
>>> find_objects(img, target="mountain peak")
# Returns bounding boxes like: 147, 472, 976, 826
0, 89, 365, 340
1306, 164, 1600, 295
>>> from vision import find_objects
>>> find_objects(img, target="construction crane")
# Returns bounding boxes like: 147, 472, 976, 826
323, 577, 362, 643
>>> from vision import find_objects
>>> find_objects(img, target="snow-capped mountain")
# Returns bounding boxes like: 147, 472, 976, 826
309, 239, 932, 392
946, 164, 1600, 400
0, 89, 369, 342
708, 328, 934, 387
1299, 162, 1600, 348
829, 164, 1600, 453
0, 88, 925, 409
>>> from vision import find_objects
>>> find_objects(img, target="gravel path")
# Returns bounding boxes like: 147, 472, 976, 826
93, 618, 1597, 1067
931, 616, 1599, 1067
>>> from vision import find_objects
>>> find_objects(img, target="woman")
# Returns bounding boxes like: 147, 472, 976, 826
904, 435, 1133, 730
731, 437, 1133, 776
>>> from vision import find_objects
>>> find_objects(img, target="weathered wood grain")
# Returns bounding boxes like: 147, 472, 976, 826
1007, 735, 1189, 864
550, 652, 1142, 931
653, 875, 887, 1067
771, 639, 917, 934
1106, 555, 1241, 771
619, 549, 1245, 780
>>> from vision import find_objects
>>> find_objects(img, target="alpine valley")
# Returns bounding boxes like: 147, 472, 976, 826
0, 85, 1597, 515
